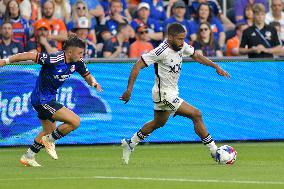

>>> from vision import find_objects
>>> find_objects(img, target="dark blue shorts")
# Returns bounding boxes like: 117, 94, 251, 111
33, 100, 63, 122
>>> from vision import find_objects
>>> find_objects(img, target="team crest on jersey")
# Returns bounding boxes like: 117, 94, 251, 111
70, 65, 76, 72
40, 53, 48, 63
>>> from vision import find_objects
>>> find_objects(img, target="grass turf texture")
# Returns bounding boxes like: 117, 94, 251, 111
0, 142, 284, 189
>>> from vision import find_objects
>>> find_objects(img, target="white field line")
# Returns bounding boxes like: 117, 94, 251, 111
0, 176, 283, 185
1, 142, 284, 152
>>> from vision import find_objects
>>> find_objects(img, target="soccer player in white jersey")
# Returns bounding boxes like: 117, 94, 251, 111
120, 23, 230, 164
0, 34, 102, 167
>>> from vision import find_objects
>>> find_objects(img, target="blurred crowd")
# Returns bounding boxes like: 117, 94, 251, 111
0, 0, 283, 59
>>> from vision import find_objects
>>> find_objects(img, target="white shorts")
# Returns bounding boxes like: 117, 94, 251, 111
152, 91, 184, 113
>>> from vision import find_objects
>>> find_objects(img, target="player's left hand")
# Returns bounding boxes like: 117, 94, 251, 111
216, 66, 230, 78
119, 90, 131, 104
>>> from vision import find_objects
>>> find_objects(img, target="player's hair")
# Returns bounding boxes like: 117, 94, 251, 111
63, 33, 86, 50
167, 23, 186, 36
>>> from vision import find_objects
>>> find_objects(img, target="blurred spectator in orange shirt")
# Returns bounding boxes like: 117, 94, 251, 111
226, 22, 248, 56
26, 20, 57, 54
34, 0, 67, 50
129, 25, 153, 58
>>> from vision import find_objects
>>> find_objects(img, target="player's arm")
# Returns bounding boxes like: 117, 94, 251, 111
191, 51, 230, 78
84, 74, 103, 92
120, 58, 147, 103
0, 52, 38, 67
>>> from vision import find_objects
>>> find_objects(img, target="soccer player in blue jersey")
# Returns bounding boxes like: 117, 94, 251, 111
0, 34, 102, 167
120, 23, 230, 164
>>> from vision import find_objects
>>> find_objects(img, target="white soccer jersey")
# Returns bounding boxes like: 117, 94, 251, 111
141, 40, 195, 102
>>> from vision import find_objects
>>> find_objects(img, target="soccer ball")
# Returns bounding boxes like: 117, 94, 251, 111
215, 145, 237, 165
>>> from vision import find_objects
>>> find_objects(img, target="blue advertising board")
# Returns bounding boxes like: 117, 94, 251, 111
0, 61, 284, 146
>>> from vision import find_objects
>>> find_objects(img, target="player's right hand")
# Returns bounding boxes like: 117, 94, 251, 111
95, 83, 103, 92
0, 59, 6, 67
119, 91, 131, 104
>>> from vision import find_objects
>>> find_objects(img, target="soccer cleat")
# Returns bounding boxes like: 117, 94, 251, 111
121, 139, 134, 164
20, 154, 41, 167
41, 135, 58, 160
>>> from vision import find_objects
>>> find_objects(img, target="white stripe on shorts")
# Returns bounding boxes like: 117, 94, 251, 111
42, 104, 56, 114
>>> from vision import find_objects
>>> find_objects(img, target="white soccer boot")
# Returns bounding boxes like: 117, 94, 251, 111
121, 139, 134, 164
20, 154, 41, 167
41, 135, 58, 160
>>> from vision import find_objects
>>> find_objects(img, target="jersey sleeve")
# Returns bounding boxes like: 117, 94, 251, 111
183, 42, 195, 57
36, 52, 50, 65
76, 60, 90, 77
141, 46, 164, 66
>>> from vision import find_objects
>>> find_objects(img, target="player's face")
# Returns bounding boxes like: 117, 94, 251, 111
70, 47, 84, 62
168, 32, 186, 51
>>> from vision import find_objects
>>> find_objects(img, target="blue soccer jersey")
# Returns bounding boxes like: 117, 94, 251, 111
31, 51, 90, 106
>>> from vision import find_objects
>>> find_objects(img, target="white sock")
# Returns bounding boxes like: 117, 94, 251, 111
27, 148, 36, 158
129, 133, 142, 148
206, 141, 218, 154
47, 134, 56, 142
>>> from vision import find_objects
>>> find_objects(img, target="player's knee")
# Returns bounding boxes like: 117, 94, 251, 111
70, 115, 80, 130
192, 109, 202, 120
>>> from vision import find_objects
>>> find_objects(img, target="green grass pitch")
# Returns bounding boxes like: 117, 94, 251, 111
0, 142, 284, 189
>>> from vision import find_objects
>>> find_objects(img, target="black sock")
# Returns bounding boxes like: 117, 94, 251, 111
51, 128, 65, 140
30, 140, 44, 153
201, 134, 213, 145
136, 130, 149, 140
